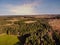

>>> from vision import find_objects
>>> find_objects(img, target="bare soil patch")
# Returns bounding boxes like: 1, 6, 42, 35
25, 21, 36, 23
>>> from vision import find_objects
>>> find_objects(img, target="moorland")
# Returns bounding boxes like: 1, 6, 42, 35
0, 15, 60, 45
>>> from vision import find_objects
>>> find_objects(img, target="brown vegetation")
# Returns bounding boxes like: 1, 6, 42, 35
49, 19, 60, 31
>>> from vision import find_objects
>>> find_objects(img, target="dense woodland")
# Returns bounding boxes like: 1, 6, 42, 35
0, 16, 60, 45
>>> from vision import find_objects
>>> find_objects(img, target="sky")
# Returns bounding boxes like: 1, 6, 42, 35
0, 0, 60, 15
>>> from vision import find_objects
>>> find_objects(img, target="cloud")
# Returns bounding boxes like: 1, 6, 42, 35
0, 0, 42, 15
5, 2, 39, 15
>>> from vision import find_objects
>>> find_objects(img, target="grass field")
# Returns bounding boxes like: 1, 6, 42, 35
0, 34, 19, 45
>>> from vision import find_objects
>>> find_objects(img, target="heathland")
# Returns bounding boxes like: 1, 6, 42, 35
0, 15, 60, 45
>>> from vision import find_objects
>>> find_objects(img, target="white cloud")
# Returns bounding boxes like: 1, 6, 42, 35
5, 2, 39, 15
0, 0, 43, 15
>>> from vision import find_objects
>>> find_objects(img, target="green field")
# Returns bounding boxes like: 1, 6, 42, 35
0, 34, 19, 45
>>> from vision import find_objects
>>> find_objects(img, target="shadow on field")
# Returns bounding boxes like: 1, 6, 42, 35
15, 34, 31, 45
